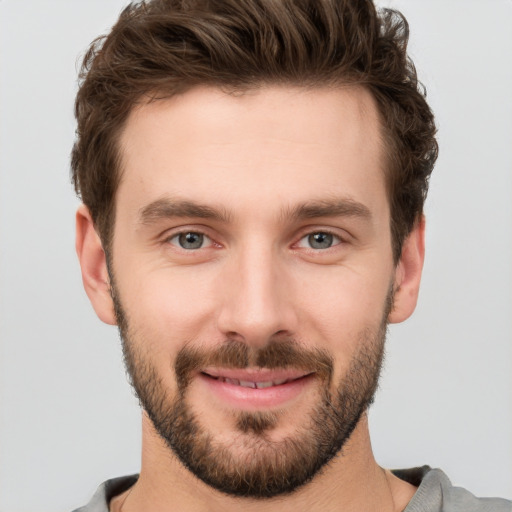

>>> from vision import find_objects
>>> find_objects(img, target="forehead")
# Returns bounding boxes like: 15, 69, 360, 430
117, 85, 387, 222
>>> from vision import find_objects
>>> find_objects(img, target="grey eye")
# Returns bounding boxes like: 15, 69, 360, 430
307, 232, 334, 249
173, 232, 206, 249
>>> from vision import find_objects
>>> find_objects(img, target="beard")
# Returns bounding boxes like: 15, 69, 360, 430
112, 285, 391, 499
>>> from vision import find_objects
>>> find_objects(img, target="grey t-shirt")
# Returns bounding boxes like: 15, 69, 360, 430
72, 466, 511, 512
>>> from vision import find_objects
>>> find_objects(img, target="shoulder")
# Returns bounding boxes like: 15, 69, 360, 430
71, 475, 138, 512
393, 466, 511, 512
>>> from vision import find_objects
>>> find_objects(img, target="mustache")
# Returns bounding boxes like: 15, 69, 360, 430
174, 339, 334, 389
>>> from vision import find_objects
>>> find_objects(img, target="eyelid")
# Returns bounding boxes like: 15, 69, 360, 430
294, 223, 350, 242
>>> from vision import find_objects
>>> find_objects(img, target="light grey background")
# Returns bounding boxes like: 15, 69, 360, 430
0, 1, 511, 511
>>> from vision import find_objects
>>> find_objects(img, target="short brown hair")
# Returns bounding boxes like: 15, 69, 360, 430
71, 0, 438, 262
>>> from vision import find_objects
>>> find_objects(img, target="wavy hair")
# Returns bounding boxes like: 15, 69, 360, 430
71, 0, 438, 262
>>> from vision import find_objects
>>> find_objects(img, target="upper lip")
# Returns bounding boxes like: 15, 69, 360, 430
201, 367, 312, 383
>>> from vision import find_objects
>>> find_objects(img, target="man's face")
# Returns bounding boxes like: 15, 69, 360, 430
105, 86, 407, 497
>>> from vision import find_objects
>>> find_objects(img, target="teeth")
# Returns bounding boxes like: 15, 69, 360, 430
217, 377, 292, 388
255, 381, 274, 389
239, 380, 257, 389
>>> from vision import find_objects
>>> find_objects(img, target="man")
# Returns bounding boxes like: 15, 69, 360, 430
71, 1, 511, 511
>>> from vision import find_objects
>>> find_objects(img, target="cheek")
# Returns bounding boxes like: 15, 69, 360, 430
295, 266, 391, 357
116, 267, 221, 394
117, 263, 221, 345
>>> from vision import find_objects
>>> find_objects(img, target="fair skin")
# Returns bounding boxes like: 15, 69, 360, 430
76, 85, 425, 512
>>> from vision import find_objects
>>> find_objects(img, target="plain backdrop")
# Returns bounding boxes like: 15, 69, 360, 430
0, 1, 511, 511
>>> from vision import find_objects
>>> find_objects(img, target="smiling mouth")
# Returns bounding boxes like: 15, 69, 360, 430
198, 368, 315, 409
201, 373, 307, 389
200, 369, 313, 390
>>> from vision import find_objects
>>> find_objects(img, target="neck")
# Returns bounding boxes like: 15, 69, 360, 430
112, 413, 416, 512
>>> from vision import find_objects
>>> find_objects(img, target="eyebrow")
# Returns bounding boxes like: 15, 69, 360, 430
284, 198, 372, 222
138, 198, 232, 225
138, 196, 371, 226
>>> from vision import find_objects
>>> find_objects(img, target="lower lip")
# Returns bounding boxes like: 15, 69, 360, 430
198, 373, 314, 410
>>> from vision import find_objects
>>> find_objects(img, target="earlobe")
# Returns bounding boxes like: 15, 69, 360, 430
388, 216, 426, 324
75, 205, 117, 325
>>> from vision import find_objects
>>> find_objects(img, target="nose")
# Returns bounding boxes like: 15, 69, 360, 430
216, 243, 298, 347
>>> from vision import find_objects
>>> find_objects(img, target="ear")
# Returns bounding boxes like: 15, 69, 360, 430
388, 216, 426, 324
75, 205, 117, 325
